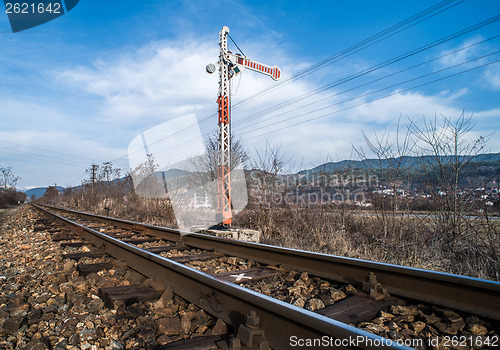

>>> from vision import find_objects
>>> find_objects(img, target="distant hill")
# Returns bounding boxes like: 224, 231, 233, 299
24, 186, 65, 199
302, 153, 500, 173
162, 168, 190, 179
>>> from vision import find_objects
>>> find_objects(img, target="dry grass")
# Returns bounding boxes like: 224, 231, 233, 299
0, 206, 17, 226
234, 206, 500, 281
52, 181, 499, 281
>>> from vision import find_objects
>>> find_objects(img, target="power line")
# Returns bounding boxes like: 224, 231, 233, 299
240, 58, 500, 142
110, 0, 464, 164
63, 170, 88, 188
233, 17, 500, 129
0, 147, 90, 168
121, 51, 500, 174
234, 34, 500, 131
132, 15, 500, 161
0, 139, 96, 162
228, 0, 466, 110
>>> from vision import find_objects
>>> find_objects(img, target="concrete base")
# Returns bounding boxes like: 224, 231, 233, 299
203, 227, 261, 243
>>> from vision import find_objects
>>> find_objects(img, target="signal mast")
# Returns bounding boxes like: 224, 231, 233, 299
206, 26, 281, 226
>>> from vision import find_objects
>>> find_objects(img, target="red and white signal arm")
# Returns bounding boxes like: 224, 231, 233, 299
236, 57, 281, 81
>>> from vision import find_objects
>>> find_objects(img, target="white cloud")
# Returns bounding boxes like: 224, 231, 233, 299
474, 108, 500, 118
6, 35, 500, 188
438, 35, 484, 67
237, 88, 500, 168
435, 35, 500, 91
55, 37, 500, 171
483, 63, 500, 90
57, 41, 221, 125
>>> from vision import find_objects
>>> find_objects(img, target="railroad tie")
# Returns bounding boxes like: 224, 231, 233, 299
170, 252, 223, 264
98, 284, 163, 308
121, 237, 160, 244
214, 267, 282, 284
33, 226, 52, 232
317, 295, 405, 325
62, 252, 105, 260
76, 262, 117, 277
52, 234, 80, 242
60, 242, 87, 247
154, 335, 228, 350
144, 245, 190, 253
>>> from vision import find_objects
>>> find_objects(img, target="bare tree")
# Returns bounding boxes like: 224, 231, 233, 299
42, 186, 59, 205
249, 141, 292, 205
129, 154, 163, 198
194, 131, 249, 179
0, 166, 20, 189
0, 166, 24, 207
77, 162, 123, 209
187, 132, 249, 208
410, 112, 486, 243
245, 141, 293, 238
410, 111, 498, 279
355, 117, 418, 239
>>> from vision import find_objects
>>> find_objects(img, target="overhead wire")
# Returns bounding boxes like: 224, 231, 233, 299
63, 170, 89, 188
140, 14, 500, 159
227, 0, 466, 110
0, 147, 88, 168
109, 0, 465, 164
239, 58, 500, 142
233, 17, 500, 129
0, 139, 96, 163
136, 48, 500, 167
234, 33, 500, 131
0, 140, 93, 167
0, 141, 120, 189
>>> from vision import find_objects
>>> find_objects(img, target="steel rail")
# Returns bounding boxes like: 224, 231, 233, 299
31, 204, 411, 350
40, 205, 500, 322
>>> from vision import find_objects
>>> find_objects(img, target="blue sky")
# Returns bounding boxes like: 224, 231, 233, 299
1, 0, 500, 188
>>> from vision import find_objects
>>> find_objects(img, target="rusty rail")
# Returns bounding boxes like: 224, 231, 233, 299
32, 204, 412, 350
39, 204, 500, 322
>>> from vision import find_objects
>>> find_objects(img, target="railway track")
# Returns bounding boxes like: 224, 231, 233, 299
31, 204, 500, 350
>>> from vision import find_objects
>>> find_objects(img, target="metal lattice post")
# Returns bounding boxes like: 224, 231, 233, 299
217, 26, 232, 225
210, 26, 280, 225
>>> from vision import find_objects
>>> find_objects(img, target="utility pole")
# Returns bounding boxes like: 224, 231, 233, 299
207, 26, 281, 226
90, 163, 97, 205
